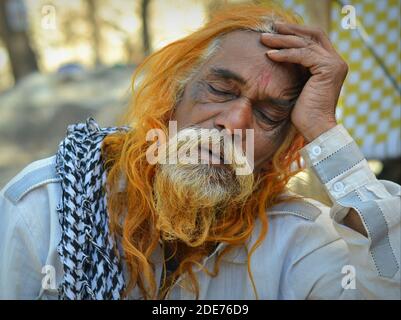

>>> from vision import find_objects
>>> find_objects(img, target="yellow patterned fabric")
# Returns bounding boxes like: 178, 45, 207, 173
280, 0, 400, 159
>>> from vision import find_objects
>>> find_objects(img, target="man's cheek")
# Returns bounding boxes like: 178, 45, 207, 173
253, 139, 276, 167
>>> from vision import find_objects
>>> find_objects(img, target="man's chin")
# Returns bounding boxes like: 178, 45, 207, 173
157, 163, 238, 202
153, 163, 254, 246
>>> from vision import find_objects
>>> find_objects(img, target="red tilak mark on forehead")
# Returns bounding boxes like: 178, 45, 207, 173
258, 71, 271, 88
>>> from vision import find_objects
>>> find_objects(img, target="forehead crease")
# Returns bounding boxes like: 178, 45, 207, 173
255, 66, 273, 89
206, 31, 299, 98
209, 51, 273, 84
217, 36, 273, 79
240, 62, 277, 99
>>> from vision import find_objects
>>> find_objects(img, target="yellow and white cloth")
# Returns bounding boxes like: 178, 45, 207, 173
281, 0, 401, 159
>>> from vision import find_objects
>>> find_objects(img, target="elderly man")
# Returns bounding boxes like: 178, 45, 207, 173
0, 3, 400, 300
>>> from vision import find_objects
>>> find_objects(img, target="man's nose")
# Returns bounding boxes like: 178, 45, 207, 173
214, 97, 253, 133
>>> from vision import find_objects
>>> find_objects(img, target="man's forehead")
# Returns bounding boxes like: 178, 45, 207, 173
219, 30, 269, 53
198, 30, 301, 98
209, 30, 272, 74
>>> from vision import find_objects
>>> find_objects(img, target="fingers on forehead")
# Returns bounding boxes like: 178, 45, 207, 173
273, 22, 334, 50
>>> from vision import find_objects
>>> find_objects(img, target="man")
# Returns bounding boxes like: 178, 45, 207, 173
0, 3, 400, 300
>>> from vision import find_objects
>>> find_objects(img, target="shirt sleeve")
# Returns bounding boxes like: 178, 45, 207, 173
299, 124, 401, 299
0, 193, 44, 299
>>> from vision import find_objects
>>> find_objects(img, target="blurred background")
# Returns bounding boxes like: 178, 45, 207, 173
0, 0, 400, 191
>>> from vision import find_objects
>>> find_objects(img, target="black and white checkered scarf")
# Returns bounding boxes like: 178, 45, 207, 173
55, 118, 128, 299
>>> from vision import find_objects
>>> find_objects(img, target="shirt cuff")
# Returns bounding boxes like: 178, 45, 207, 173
300, 124, 376, 203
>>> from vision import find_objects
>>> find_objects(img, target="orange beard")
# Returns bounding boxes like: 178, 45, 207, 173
153, 128, 255, 247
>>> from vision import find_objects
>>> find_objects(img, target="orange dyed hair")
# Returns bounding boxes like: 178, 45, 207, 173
102, 2, 306, 299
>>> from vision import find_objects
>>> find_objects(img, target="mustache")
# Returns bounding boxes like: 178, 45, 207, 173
156, 126, 254, 175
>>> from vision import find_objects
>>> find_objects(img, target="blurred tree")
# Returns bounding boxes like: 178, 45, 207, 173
86, 0, 101, 66
58, 5, 90, 46
141, 0, 151, 56
0, 0, 38, 81
99, 1, 139, 64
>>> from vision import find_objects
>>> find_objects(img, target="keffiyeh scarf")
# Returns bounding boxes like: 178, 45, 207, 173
55, 118, 128, 299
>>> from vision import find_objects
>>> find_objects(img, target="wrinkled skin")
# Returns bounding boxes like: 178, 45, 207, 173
172, 24, 348, 172
172, 24, 368, 237
173, 29, 306, 172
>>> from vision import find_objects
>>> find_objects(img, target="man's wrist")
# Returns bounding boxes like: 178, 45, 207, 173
300, 124, 374, 202
300, 120, 338, 142
299, 123, 354, 172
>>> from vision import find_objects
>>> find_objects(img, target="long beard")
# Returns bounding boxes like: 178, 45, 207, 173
153, 128, 255, 247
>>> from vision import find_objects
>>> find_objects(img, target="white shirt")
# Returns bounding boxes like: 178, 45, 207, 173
0, 124, 400, 299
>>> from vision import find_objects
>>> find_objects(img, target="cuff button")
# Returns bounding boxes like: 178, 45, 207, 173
333, 181, 345, 192
312, 146, 322, 156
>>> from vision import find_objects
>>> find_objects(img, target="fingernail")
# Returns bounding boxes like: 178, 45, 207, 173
267, 50, 280, 55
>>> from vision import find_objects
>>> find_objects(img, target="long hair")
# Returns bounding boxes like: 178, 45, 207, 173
102, 2, 306, 299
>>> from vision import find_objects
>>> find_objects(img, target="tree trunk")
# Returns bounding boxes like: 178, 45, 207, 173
86, 0, 101, 66
141, 0, 151, 57
0, 0, 38, 82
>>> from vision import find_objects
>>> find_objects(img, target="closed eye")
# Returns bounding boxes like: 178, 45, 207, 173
207, 83, 236, 97
254, 109, 284, 126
